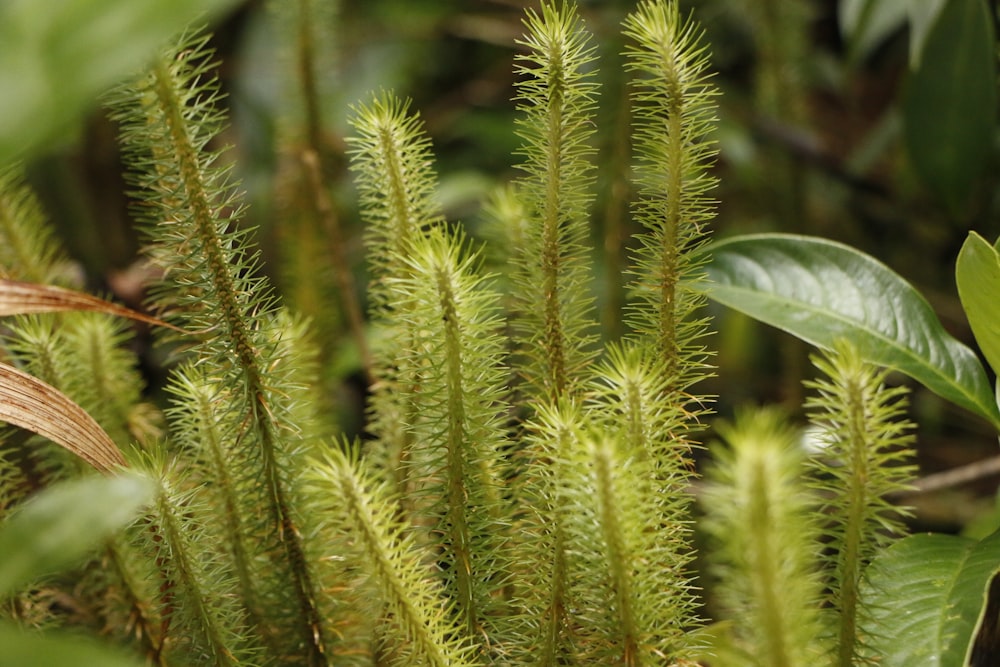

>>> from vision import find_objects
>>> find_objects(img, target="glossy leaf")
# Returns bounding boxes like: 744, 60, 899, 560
0, 362, 126, 472
703, 233, 1000, 429
0, 471, 153, 597
859, 529, 1000, 666
903, 0, 997, 213
0, 0, 241, 163
957, 232, 1000, 379
0, 623, 145, 667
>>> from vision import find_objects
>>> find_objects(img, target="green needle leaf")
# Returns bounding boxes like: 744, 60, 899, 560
860, 529, 1000, 666
703, 233, 1000, 429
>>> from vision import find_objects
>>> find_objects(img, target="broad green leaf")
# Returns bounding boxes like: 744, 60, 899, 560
957, 232, 1000, 380
907, 0, 947, 66
0, 0, 242, 164
0, 472, 153, 597
0, 622, 145, 667
903, 0, 997, 213
703, 233, 1000, 429
839, 0, 909, 64
859, 529, 1000, 665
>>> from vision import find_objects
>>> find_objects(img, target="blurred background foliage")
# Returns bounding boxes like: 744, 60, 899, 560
8, 0, 1000, 531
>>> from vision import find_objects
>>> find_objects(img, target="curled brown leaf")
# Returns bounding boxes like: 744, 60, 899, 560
0, 279, 182, 331
0, 362, 126, 472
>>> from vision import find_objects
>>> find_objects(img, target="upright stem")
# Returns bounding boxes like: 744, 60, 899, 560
541, 59, 568, 401
291, 0, 372, 385
748, 461, 793, 667
295, 0, 323, 153
600, 78, 632, 343
593, 441, 640, 665
539, 529, 568, 667
836, 374, 871, 666
437, 264, 477, 639
299, 149, 373, 385
659, 80, 683, 374
150, 54, 327, 666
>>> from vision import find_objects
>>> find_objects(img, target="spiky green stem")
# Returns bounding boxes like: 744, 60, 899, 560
513, 0, 599, 401
623, 0, 718, 384
805, 344, 915, 665
147, 51, 325, 664
436, 262, 477, 638
591, 438, 640, 664
317, 448, 479, 666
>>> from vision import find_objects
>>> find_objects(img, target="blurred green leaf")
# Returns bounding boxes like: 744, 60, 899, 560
703, 233, 1000, 429
860, 529, 1000, 666
0, 471, 153, 597
0, 622, 146, 667
957, 232, 1000, 380
906, 0, 947, 66
839, 0, 909, 64
903, 0, 997, 214
0, 0, 242, 164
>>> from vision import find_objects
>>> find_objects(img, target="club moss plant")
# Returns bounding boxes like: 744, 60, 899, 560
4, 1, 987, 665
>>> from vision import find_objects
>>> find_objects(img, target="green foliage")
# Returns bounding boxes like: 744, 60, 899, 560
586, 345, 703, 655
804, 343, 916, 665
622, 0, 717, 382
346, 90, 445, 497
0, 168, 72, 284
107, 28, 332, 664
0, 472, 152, 597
699, 343, 920, 666
269, 0, 341, 149
700, 98, 1000, 667
838, 0, 908, 64
135, 450, 262, 666
704, 232, 1000, 428
701, 409, 829, 667
383, 226, 513, 654
0, 623, 147, 667
839, 0, 996, 215
348, 92, 444, 312
308, 445, 480, 666
0, 0, 241, 163
1, 0, 996, 665
702, 226, 1000, 664
902, 0, 996, 214
860, 529, 1000, 666
269, 0, 365, 414
510, 0, 599, 402
957, 232, 1000, 379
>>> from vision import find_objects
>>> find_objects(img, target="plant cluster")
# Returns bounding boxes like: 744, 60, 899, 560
0, 1, 998, 666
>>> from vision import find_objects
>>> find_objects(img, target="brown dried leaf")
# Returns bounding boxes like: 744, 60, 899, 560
0, 362, 125, 472
0, 279, 182, 331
